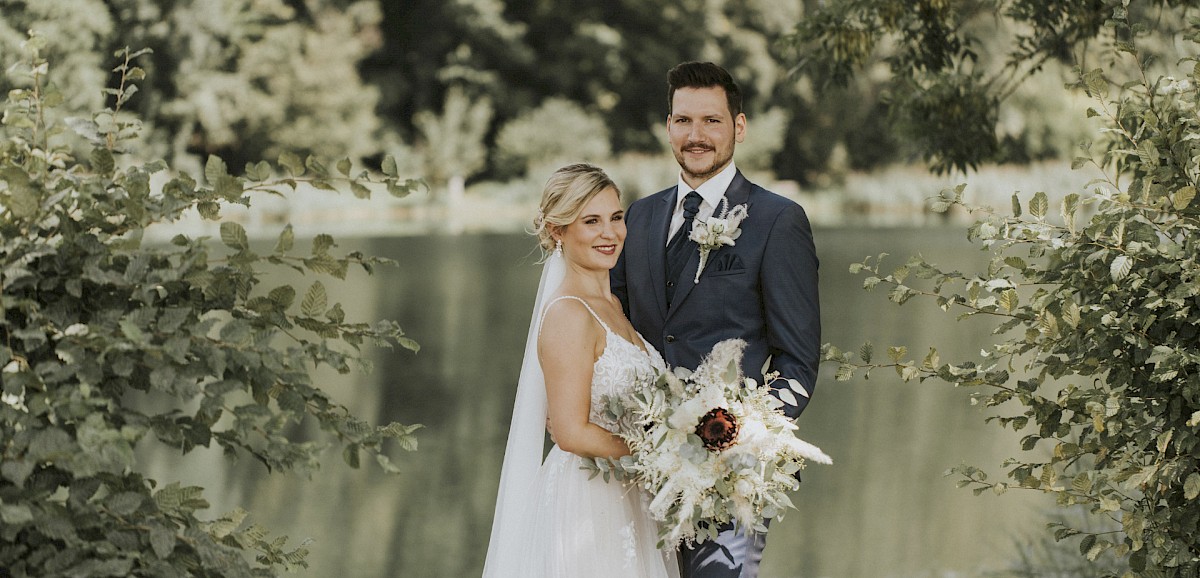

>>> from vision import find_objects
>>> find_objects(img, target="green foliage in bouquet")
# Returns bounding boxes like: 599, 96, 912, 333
824, 12, 1200, 577
0, 36, 422, 576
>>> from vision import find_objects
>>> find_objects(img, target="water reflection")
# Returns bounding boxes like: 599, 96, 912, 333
141, 227, 1045, 578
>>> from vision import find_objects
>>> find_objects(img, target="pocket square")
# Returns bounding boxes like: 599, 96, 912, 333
710, 252, 743, 272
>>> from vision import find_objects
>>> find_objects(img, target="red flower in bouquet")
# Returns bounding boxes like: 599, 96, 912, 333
696, 407, 739, 451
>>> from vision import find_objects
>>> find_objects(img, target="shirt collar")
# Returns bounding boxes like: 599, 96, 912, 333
675, 162, 737, 213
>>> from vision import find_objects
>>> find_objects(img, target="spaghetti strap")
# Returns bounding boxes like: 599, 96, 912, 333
539, 295, 612, 334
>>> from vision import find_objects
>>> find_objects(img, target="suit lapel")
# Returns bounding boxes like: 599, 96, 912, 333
646, 187, 675, 320
665, 171, 753, 321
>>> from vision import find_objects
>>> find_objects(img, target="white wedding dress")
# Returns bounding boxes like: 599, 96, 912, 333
514, 296, 680, 577
483, 254, 680, 578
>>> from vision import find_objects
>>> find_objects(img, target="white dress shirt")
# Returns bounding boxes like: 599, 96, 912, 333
667, 162, 738, 243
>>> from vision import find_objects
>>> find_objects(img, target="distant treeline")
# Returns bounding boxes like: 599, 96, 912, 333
1, 0, 1190, 188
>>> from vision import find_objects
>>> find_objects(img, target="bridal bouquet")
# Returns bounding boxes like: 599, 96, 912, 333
587, 339, 831, 547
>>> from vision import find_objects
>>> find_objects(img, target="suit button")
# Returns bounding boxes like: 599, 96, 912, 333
666, 281, 675, 288
666, 335, 675, 343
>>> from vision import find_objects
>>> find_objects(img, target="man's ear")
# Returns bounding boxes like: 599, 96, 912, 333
735, 113, 747, 143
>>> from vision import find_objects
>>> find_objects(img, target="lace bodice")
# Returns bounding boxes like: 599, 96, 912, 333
541, 296, 666, 432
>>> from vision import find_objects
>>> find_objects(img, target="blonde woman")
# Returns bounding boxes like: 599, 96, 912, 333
484, 164, 679, 578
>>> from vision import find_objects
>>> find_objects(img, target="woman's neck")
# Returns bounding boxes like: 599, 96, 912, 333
559, 266, 612, 300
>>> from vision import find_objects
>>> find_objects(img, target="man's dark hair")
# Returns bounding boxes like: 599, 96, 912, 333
666, 61, 742, 118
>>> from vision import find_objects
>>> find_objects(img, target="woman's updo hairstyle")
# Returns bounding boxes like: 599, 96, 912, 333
532, 163, 620, 256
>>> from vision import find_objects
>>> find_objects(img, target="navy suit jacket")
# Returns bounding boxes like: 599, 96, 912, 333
611, 171, 820, 418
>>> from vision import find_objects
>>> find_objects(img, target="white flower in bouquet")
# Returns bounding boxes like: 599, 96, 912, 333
588, 339, 831, 548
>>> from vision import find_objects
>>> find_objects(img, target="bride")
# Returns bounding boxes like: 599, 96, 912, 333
483, 164, 680, 577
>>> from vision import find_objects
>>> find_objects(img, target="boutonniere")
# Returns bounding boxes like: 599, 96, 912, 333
688, 201, 748, 283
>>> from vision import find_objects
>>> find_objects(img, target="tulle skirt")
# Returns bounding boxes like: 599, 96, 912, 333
517, 445, 680, 578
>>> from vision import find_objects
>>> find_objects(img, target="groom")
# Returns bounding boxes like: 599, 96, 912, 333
611, 61, 821, 578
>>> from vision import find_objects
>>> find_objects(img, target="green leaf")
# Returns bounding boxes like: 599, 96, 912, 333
1157, 430, 1173, 454
1173, 185, 1196, 210
1185, 473, 1200, 500
1110, 255, 1132, 282
220, 222, 249, 251
0, 503, 34, 525
215, 175, 244, 201
209, 508, 247, 539
305, 156, 329, 178
351, 182, 372, 199
43, 88, 64, 108
381, 155, 398, 177
0, 167, 38, 219
387, 178, 421, 198
1079, 534, 1096, 556
721, 358, 739, 385
1029, 192, 1048, 219
301, 282, 328, 317
398, 337, 421, 352
279, 151, 304, 176
205, 154, 228, 185
336, 158, 352, 177
275, 224, 295, 253
1061, 193, 1079, 229
254, 160, 272, 181
887, 346, 907, 362
106, 492, 144, 516
1010, 193, 1021, 217
1084, 68, 1108, 98
343, 444, 360, 468
1, 460, 35, 487
268, 285, 296, 309
1137, 140, 1159, 166
922, 348, 939, 369
90, 147, 115, 175
149, 523, 176, 558
859, 342, 873, 363
375, 453, 402, 474
999, 289, 1018, 312
312, 234, 335, 255
197, 201, 220, 220
1062, 301, 1081, 328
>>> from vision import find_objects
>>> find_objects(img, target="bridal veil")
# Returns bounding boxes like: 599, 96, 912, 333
482, 251, 564, 576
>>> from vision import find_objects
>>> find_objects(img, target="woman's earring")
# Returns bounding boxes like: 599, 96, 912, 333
554, 239, 563, 254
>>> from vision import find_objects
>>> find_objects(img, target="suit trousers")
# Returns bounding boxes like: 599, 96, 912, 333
680, 520, 769, 578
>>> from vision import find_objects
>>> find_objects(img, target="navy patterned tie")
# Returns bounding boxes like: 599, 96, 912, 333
665, 191, 703, 307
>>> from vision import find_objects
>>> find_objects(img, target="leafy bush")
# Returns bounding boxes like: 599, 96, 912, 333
1, 38, 421, 576
825, 14, 1200, 577
493, 97, 611, 179
0, 0, 386, 168
786, 0, 1198, 174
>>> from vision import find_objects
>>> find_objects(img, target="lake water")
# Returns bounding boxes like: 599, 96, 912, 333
142, 226, 1048, 578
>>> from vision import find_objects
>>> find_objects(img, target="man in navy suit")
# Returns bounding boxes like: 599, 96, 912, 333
611, 61, 821, 578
